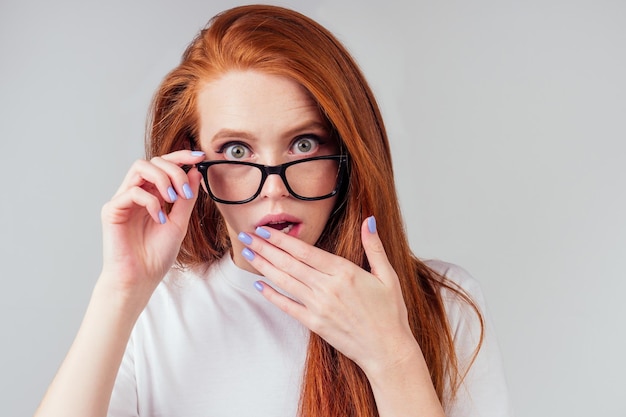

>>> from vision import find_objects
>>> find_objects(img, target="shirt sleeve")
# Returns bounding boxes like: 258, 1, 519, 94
429, 260, 515, 417
108, 335, 139, 417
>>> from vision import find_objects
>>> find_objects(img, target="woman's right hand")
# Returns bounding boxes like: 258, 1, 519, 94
99, 150, 206, 305
33, 150, 206, 417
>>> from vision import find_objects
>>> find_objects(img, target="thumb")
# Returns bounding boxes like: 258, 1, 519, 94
361, 216, 394, 281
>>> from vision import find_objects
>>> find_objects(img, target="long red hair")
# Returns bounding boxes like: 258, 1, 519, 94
146, 5, 483, 416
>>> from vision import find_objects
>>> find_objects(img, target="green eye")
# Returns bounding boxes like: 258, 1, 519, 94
292, 137, 319, 154
224, 143, 249, 160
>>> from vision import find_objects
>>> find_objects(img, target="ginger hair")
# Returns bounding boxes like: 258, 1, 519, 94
146, 5, 483, 416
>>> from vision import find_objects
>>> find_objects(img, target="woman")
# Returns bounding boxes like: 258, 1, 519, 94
35, 5, 511, 417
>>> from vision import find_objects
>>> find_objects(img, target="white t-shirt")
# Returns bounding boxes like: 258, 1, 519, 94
108, 255, 513, 417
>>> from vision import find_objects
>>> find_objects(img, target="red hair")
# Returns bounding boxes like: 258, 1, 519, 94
146, 5, 483, 416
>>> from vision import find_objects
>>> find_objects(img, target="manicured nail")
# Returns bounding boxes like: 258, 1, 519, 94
167, 186, 178, 202
158, 210, 167, 224
242, 247, 255, 261
254, 281, 264, 292
238, 232, 252, 245
183, 183, 193, 199
367, 216, 377, 234
191, 151, 205, 157
255, 227, 271, 239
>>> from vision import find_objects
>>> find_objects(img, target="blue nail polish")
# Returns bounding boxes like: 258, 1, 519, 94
255, 227, 271, 239
158, 210, 167, 224
254, 281, 264, 292
367, 216, 377, 234
238, 232, 253, 245
191, 151, 205, 157
167, 186, 178, 202
242, 247, 255, 261
183, 183, 193, 199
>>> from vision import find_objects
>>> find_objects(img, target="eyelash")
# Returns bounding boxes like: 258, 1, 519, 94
291, 135, 324, 149
214, 135, 326, 155
215, 141, 249, 153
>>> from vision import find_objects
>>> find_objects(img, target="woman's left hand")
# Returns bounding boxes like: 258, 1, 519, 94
238, 216, 420, 376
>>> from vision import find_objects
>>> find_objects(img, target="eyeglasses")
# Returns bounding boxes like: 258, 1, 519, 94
196, 155, 348, 204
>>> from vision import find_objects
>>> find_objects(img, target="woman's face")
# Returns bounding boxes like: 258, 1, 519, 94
196, 70, 339, 273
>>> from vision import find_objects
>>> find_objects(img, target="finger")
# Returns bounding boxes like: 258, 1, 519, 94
238, 240, 313, 301
253, 280, 309, 324
159, 149, 206, 163
361, 216, 395, 283
252, 226, 341, 275
166, 167, 202, 227
114, 150, 205, 200
114, 159, 179, 204
104, 186, 166, 225
244, 230, 321, 284
158, 149, 206, 198
149, 156, 196, 201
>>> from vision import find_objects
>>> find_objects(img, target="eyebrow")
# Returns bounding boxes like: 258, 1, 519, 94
210, 129, 256, 142
209, 121, 330, 143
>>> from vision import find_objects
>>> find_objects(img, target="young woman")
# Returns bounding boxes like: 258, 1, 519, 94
35, 5, 511, 417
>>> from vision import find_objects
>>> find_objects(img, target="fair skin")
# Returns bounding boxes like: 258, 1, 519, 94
195, 71, 338, 274
34, 70, 444, 417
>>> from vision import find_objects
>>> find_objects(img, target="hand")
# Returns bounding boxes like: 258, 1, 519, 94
99, 150, 205, 302
237, 216, 420, 376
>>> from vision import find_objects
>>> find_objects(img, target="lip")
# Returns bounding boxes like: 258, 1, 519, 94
256, 213, 302, 237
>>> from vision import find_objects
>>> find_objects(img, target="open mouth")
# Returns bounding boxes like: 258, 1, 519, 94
265, 221, 295, 234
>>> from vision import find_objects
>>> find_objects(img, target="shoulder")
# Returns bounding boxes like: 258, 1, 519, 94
139, 260, 224, 321
152, 265, 207, 299
157, 256, 228, 293
422, 259, 487, 344
423, 260, 514, 417
423, 259, 484, 301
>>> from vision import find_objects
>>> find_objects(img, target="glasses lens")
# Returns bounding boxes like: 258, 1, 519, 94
285, 158, 340, 199
206, 163, 262, 202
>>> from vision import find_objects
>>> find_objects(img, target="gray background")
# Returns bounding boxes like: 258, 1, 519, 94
1, 0, 624, 416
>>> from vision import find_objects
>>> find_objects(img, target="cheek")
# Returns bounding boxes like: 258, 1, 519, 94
306, 198, 337, 235
215, 204, 248, 239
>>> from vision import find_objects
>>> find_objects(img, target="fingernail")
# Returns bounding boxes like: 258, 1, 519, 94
367, 216, 377, 234
255, 227, 271, 239
242, 247, 255, 261
238, 232, 252, 245
183, 183, 193, 199
167, 186, 178, 202
254, 281, 264, 292
158, 210, 167, 224
191, 151, 205, 157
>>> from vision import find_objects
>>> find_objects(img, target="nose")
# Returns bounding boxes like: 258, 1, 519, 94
260, 172, 290, 200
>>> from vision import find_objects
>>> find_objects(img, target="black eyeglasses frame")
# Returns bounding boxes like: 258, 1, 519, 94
195, 154, 349, 205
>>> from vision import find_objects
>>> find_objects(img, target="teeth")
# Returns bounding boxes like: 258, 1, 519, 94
264, 221, 295, 233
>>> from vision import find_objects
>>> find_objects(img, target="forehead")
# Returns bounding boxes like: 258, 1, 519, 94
196, 70, 327, 140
